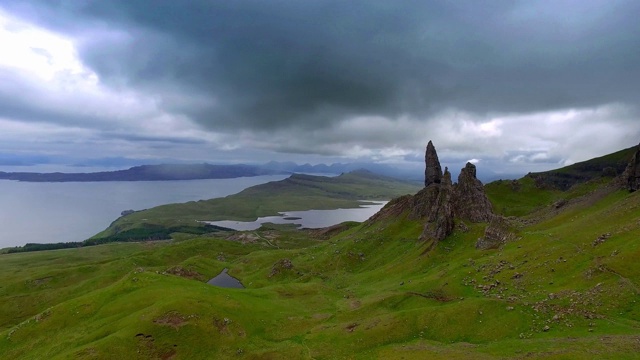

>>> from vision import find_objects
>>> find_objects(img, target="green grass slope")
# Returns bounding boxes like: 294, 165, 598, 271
1, 172, 639, 359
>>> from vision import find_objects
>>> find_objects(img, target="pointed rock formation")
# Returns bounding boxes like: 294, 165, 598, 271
419, 168, 455, 244
367, 141, 494, 249
621, 143, 640, 192
425, 141, 443, 187
454, 162, 493, 222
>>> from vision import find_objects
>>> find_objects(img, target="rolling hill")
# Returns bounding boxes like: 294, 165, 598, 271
0, 145, 639, 359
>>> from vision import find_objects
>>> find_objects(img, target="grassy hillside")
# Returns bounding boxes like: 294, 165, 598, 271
1, 167, 639, 358
525, 145, 636, 190
2, 148, 640, 358
92, 171, 421, 241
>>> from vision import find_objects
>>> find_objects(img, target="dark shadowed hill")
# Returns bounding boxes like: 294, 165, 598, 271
525, 145, 637, 190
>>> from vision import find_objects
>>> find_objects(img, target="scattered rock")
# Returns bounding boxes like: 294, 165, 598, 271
164, 266, 205, 281
593, 233, 611, 247
543, 325, 550, 332
553, 199, 568, 209
457, 221, 469, 232
269, 258, 293, 278
345, 323, 359, 332
476, 216, 515, 250
153, 311, 191, 329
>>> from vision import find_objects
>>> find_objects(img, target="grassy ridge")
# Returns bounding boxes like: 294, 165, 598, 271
525, 145, 636, 190
93, 171, 421, 239
1, 175, 639, 358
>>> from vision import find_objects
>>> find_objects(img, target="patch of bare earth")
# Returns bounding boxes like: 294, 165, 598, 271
153, 311, 192, 329
163, 266, 205, 281
135, 333, 177, 360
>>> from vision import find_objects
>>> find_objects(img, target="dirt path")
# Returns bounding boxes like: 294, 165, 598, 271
253, 232, 278, 248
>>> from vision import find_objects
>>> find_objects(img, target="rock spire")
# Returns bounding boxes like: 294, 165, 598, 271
419, 167, 455, 245
368, 141, 495, 249
453, 162, 493, 222
417, 142, 492, 244
424, 141, 443, 187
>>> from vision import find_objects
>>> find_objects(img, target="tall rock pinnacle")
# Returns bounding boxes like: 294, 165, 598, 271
454, 162, 493, 222
425, 140, 443, 187
369, 141, 494, 249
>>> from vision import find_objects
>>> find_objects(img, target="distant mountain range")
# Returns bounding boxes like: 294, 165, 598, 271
0, 164, 282, 182
0, 161, 427, 183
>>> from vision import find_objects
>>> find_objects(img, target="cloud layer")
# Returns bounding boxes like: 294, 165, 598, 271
1, 1, 639, 175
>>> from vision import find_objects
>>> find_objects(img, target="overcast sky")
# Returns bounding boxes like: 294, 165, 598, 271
0, 0, 639, 177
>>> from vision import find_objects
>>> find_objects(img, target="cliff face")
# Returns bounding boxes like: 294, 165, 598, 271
622, 143, 640, 192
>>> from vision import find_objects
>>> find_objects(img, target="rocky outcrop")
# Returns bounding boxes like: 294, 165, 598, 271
269, 258, 293, 278
417, 143, 494, 245
367, 141, 494, 248
419, 168, 455, 244
424, 141, 443, 187
454, 162, 493, 222
475, 216, 515, 250
621, 143, 640, 192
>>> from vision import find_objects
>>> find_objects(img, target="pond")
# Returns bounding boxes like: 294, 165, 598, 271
207, 268, 244, 289
204, 201, 387, 231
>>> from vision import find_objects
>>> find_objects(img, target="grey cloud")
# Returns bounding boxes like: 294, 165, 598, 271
504, 150, 564, 165
7, 0, 639, 136
0, 70, 81, 125
1, 0, 639, 174
108, 133, 208, 145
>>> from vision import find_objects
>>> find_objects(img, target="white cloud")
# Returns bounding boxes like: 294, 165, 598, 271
0, 9, 91, 82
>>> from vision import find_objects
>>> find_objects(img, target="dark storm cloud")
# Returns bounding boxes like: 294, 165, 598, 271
5, 0, 637, 135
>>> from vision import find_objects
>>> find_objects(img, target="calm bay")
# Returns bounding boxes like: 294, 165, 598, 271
0, 175, 288, 248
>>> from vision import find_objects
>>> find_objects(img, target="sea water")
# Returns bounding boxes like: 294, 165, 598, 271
0, 175, 288, 248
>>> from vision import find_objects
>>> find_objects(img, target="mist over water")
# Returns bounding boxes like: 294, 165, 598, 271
0, 175, 288, 248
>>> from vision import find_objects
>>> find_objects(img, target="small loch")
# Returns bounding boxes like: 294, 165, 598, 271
207, 268, 244, 289
204, 201, 387, 231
